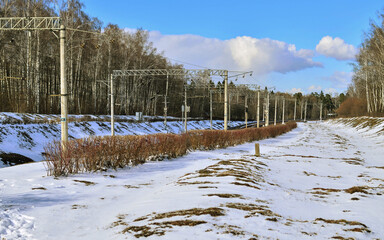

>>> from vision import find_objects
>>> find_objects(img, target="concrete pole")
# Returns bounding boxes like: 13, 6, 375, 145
294, 98, 297, 121
304, 101, 307, 122
282, 98, 285, 124
320, 102, 323, 121
164, 73, 169, 131
110, 74, 115, 136
210, 90, 213, 130
60, 25, 68, 146
224, 70, 228, 131
257, 91, 260, 128
274, 96, 277, 125
265, 91, 269, 127
184, 85, 188, 133
300, 102, 303, 120
229, 93, 231, 125
245, 95, 248, 128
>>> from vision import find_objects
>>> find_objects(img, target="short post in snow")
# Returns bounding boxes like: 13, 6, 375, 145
255, 143, 260, 157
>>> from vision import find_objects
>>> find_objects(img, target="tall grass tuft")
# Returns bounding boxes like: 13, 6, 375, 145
44, 122, 297, 176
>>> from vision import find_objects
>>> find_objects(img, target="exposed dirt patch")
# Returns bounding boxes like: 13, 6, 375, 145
124, 185, 140, 189
154, 220, 207, 227
315, 218, 368, 228
153, 207, 225, 220
31, 187, 47, 190
344, 186, 369, 194
205, 193, 245, 199
303, 171, 317, 176
73, 180, 96, 186
0, 153, 34, 166
121, 225, 165, 238
72, 204, 87, 209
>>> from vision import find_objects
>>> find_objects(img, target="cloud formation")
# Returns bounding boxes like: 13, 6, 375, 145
143, 30, 323, 75
323, 71, 353, 88
316, 36, 357, 61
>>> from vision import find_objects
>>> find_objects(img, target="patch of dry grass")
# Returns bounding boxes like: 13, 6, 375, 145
73, 179, 96, 186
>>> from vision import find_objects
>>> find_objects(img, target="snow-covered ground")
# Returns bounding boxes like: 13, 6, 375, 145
0, 112, 246, 165
1, 119, 383, 239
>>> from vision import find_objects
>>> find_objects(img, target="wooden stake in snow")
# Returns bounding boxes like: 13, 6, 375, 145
255, 143, 260, 157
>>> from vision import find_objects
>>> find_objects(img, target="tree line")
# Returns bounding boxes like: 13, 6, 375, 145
0, 0, 339, 121
344, 8, 384, 116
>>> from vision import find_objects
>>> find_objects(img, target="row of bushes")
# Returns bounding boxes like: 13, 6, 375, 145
44, 122, 297, 176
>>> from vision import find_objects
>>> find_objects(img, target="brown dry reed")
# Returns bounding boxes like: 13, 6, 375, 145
44, 122, 297, 176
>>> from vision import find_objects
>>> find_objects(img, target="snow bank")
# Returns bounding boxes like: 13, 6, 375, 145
0, 112, 246, 166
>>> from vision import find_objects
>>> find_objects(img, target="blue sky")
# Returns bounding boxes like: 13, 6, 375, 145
81, 0, 383, 94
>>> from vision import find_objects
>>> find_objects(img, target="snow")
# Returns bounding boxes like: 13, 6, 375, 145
1, 119, 384, 239
0, 112, 247, 165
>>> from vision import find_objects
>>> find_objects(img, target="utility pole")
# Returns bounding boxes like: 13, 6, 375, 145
320, 102, 323, 121
60, 24, 68, 145
110, 74, 114, 136
245, 95, 248, 128
282, 97, 285, 124
304, 101, 307, 122
164, 73, 169, 131
257, 91, 260, 128
228, 93, 231, 125
224, 70, 228, 131
294, 98, 297, 121
265, 90, 269, 127
210, 89, 213, 130
184, 84, 188, 133
300, 101, 303, 120
274, 96, 278, 125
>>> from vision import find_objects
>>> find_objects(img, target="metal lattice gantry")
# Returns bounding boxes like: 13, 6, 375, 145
0, 17, 61, 30
0, 17, 68, 146
110, 69, 252, 134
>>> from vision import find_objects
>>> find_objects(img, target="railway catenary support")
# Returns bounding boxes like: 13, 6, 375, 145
0, 17, 68, 147
274, 96, 278, 125
110, 69, 252, 134
257, 91, 260, 128
282, 97, 285, 124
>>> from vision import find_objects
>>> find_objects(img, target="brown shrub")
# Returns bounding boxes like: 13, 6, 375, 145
336, 98, 367, 117
44, 122, 297, 176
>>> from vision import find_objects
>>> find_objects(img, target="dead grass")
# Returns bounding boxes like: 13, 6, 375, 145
205, 193, 245, 199
315, 218, 368, 228
153, 220, 207, 227
73, 180, 96, 186
344, 186, 369, 194
153, 207, 225, 220
71, 204, 87, 209
121, 225, 165, 238
303, 171, 317, 176
124, 185, 140, 189
31, 187, 47, 190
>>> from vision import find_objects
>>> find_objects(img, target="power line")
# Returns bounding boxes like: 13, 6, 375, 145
165, 57, 210, 69
66, 27, 102, 35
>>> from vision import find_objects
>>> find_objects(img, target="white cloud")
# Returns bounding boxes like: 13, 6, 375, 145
308, 85, 322, 92
323, 71, 353, 88
288, 88, 303, 94
136, 29, 323, 75
324, 88, 338, 95
316, 36, 357, 61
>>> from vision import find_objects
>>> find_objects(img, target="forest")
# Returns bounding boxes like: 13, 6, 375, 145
343, 8, 384, 116
0, 0, 340, 121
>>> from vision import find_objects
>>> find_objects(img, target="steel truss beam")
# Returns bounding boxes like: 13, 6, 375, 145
112, 69, 227, 78
0, 17, 61, 30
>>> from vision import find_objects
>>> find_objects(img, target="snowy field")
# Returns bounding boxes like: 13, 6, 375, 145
0, 112, 246, 165
1, 119, 383, 239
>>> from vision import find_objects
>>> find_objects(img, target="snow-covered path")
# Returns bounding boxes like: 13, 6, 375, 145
1, 121, 383, 239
